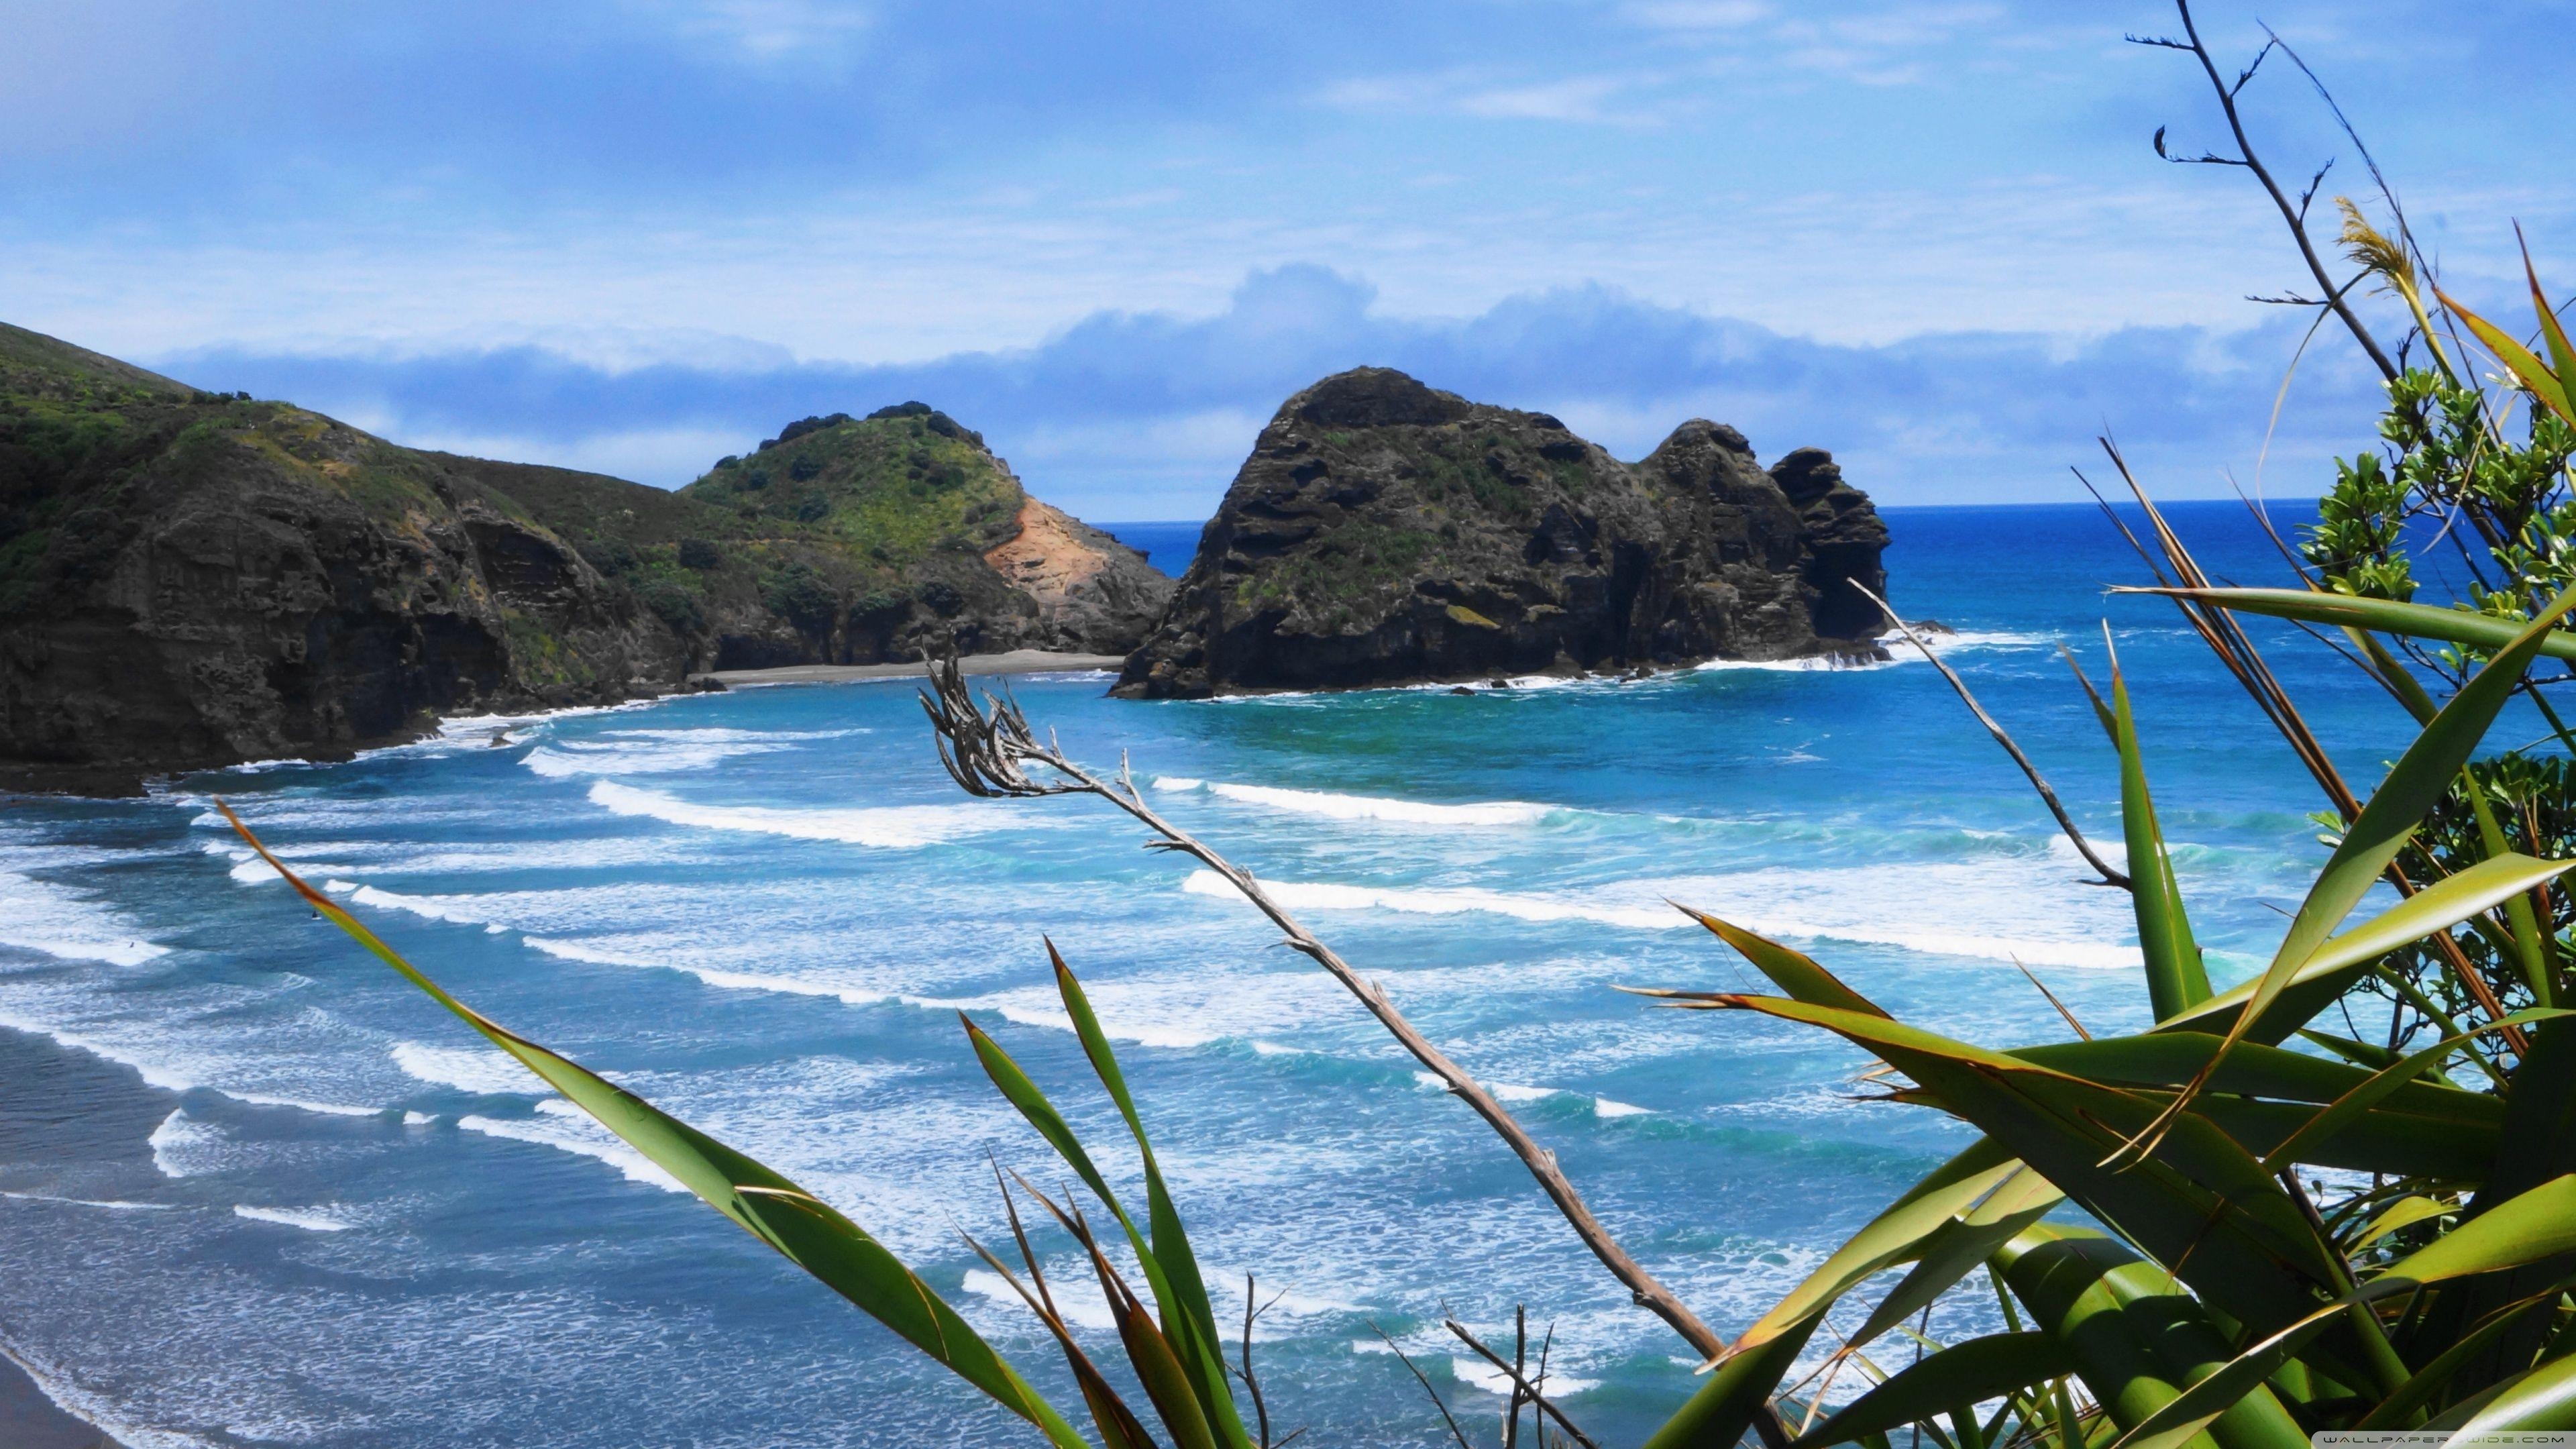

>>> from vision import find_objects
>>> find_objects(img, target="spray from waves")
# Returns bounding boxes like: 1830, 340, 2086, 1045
521, 736, 795, 778
232, 1204, 354, 1232
149, 1110, 224, 1179
390, 1042, 540, 1096
524, 936, 891, 1006
584, 781, 1003, 849
325, 881, 511, 934
1153, 778, 1552, 827
1452, 1358, 1600, 1397
0, 869, 170, 966
1182, 865, 2143, 971
1410, 1071, 1652, 1120
457, 1101, 686, 1193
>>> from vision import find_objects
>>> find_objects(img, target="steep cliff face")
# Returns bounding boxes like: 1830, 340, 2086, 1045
0, 327, 684, 790
0, 324, 1171, 791
1116, 368, 1888, 698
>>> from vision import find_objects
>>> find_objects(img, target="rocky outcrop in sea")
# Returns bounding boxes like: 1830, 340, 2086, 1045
1114, 368, 1889, 698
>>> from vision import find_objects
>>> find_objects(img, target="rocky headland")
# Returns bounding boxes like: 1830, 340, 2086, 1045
1115, 368, 1889, 698
0, 323, 1167, 791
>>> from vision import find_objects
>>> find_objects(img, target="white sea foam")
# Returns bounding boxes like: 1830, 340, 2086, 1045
962, 1268, 1120, 1332
1185, 871, 1683, 930
521, 737, 792, 778
1157, 778, 1551, 827
338, 884, 510, 933
523, 936, 890, 1006
902, 991, 1222, 1049
458, 1101, 686, 1193
606, 727, 865, 744
392, 1042, 539, 1096
0, 869, 170, 966
228, 1093, 380, 1118
0, 1342, 222, 1449
148, 1110, 224, 1179
1594, 1097, 1652, 1118
233, 1204, 354, 1232
1186, 859, 2143, 971
1452, 1356, 1599, 1397
0, 1191, 174, 1211
584, 781, 998, 849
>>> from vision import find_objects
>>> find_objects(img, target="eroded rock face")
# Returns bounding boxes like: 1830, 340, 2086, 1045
982, 498, 1171, 655
1115, 368, 1889, 698
0, 352, 682, 791
0, 323, 1169, 791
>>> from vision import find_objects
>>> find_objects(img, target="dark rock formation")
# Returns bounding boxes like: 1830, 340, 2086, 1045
0, 325, 681, 791
1116, 368, 1888, 698
0, 323, 1171, 791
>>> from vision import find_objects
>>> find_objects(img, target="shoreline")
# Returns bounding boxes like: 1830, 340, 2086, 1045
0, 1023, 168, 1449
0, 1350, 125, 1449
690, 649, 1126, 688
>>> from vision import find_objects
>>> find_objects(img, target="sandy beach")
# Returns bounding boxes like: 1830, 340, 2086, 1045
690, 649, 1124, 688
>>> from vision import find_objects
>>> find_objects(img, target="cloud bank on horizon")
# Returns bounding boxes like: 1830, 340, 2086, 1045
5, 0, 2569, 518
164, 266, 2391, 520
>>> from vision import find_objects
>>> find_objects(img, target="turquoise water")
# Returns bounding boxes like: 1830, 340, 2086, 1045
0, 503, 2432, 1446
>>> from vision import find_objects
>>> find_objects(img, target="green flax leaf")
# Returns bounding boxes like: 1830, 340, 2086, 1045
218, 802, 1087, 1449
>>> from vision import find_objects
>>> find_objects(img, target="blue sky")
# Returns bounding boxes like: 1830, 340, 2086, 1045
5, 1, 2571, 519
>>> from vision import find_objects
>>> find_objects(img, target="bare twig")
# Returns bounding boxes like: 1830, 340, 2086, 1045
1446, 1314, 1603, 1449
1373, 1322, 1473, 1449
2138, 0, 2398, 380
916, 652, 1784, 1438
1239, 1273, 1281, 1448
1851, 582, 2131, 890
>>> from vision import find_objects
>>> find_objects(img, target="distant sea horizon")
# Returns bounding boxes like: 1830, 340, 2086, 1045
1099, 497, 2322, 582
2, 499, 2449, 1446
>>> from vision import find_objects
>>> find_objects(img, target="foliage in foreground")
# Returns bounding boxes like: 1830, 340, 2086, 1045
231, 529, 2576, 1445
222, 14, 2576, 1442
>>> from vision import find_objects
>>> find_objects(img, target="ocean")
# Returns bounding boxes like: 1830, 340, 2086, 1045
0, 502, 2437, 1447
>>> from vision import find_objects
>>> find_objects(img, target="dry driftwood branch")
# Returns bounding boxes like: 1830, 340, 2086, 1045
917, 653, 1790, 1440
1446, 1313, 1602, 1449
1849, 582, 2132, 890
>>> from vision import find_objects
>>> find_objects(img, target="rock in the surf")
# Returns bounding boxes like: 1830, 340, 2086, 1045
1114, 368, 1890, 698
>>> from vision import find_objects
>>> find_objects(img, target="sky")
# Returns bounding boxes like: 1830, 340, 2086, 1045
4, 1, 2571, 520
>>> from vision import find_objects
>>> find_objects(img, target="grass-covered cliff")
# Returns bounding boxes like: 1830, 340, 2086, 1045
447, 401, 1169, 669
0, 325, 1168, 790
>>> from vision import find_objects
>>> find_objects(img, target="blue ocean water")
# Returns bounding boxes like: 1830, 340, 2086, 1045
0, 502, 2440, 1447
